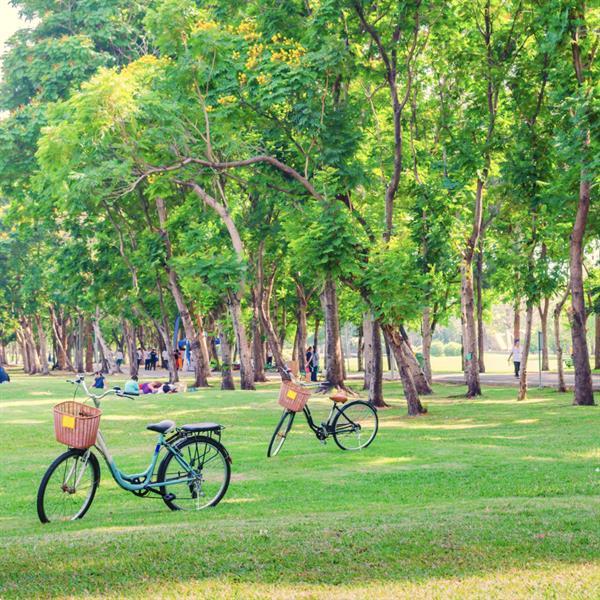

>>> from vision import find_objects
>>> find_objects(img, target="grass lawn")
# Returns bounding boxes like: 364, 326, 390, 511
429, 352, 568, 374
1, 373, 599, 599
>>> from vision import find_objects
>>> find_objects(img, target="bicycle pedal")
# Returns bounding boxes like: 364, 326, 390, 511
163, 493, 176, 501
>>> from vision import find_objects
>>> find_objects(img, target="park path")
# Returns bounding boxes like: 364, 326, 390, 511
432, 371, 600, 391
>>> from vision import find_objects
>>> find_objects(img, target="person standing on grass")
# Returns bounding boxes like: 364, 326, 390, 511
310, 346, 319, 382
162, 349, 169, 369
144, 349, 151, 371
508, 339, 521, 378
115, 349, 124, 369
136, 347, 143, 366
150, 348, 158, 370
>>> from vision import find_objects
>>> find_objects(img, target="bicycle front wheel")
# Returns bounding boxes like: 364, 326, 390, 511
158, 435, 231, 511
332, 400, 378, 451
267, 410, 295, 457
37, 448, 100, 523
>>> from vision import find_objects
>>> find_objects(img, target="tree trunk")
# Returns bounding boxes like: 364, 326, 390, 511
92, 311, 117, 374
357, 325, 363, 373
320, 276, 345, 388
313, 318, 320, 349
517, 304, 534, 401
367, 317, 386, 407
363, 313, 373, 390
209, 336, 221, 371
295, 284, 308, 378
259, 287, 289, 381
227, 291, 255, 390
122, 319, 139, 378
382, 325, 425, 415
85, 319, 94, 373
17, 330, 29, 373
568, 0, 594, 406
568, 162, 594, 404
218, 324, 235, 390
278, 303, 287, 349
155, 197, 208, 388
74, 314, 84, 373
384, 336, 393, 372
513, 300, 521, 342
252, 288, 267, 382
475, 244, 485, 373
21, 318, 41, 374
195, 313, 212, 381
421, 306, 433, 385
595, 312, 600, 371
50, 307, 73, 371
554, 287, 569, 393
34, 315, 50, 375
461, 262, 481, 397
256, 251, 290, 381
538, 298, 550, 371
400, 325, 433, 395
154, 279, 179, 384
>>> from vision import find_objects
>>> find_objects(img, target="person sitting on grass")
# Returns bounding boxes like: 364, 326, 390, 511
124, 375, 139, 395
92, 371, 105, 389
0, 365, 10, 384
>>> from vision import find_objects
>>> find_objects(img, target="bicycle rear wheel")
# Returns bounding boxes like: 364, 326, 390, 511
158, 435, 231, 510
267, 410, 295, 457
37, 448, 100, 523
332, 400, 378, 451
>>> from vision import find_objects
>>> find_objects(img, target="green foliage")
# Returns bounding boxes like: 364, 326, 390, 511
444, 342, 462, 357
430, 340, 444, 357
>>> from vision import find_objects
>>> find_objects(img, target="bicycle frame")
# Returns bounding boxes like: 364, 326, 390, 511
301, 402, 345, 437
94, 429, 194, 492
69, 378, 197, 493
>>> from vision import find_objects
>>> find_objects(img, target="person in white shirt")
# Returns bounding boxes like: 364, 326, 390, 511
115, 350, 124, 368
508, 339, 521, 378
162, 349, 169, 369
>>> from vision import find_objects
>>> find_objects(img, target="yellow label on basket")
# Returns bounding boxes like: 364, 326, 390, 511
62, 415, 75, 429
286, 389, 298, 400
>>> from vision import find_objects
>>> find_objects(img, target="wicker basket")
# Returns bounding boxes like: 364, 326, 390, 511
53, 401, 102, 449
278, 380, 311, 412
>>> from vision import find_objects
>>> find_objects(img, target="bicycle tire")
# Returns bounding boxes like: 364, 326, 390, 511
37, 448, 100, 523
158, 435, 231, 510
332, 400, 378, 451
267, 409, 295, 457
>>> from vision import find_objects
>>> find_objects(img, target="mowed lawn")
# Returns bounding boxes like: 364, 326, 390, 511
1, 373, 599, 599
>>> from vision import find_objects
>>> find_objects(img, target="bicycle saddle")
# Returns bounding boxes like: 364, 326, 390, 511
180, 422, 222, 432
146, 420, 176, 433
330, 392, 348, 403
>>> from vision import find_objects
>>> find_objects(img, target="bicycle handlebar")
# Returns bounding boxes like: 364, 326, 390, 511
67, 376, 138, 404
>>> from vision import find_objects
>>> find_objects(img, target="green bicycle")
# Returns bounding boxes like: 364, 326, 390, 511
37, 376, 231, 523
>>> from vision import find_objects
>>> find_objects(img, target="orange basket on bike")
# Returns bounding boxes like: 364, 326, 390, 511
278, 381, 311, 412
53, 401, 102, 449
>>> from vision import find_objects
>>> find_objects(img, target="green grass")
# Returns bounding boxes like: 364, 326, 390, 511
429, 351, 567, 374
333, 352, 569, 375
1, 374, 599, 599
